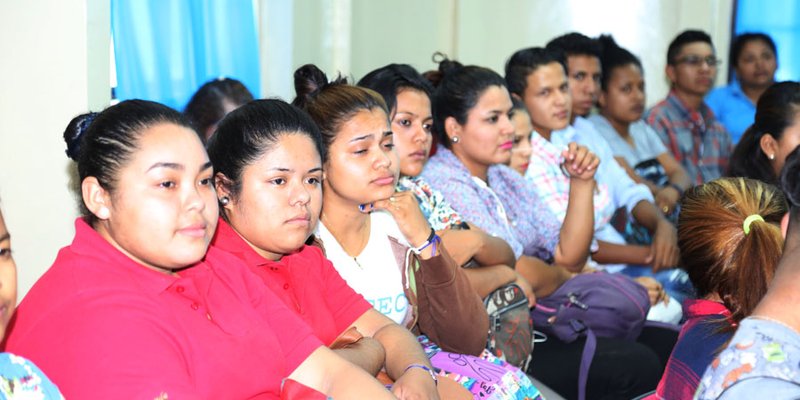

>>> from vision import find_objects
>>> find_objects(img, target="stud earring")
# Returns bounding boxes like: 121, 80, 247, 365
451, 136, 460, 143
220, 197, 230, 205
769, 154, 776, 160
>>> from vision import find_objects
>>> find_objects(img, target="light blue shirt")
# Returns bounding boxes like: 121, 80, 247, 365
552, 117, 654, 250
705, 80, 756, 144
588, 115, 668, 168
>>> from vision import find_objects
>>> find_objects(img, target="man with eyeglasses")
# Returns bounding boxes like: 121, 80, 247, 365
645, 30, 733, 186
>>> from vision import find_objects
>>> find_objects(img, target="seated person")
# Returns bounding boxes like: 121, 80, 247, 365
706, 32, 778, 144
590, 34, 691, 218
4, 100, 396, 399
184, 77, 254, 142
421, 56, 665, 400
207, 98, 446, 398
505, 45, 691, 307
656, 177, 786, 399
644, 30, 733, 185
727, 81, 800, 186
357, 63, 533, 303
696, 148, 800, 399
0, 205, 62, 398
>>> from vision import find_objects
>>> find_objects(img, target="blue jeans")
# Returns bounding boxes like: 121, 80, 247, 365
617, 266, 695, 308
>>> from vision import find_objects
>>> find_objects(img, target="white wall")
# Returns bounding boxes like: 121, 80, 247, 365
259, 0, 734, 107
0, 0, 110, 300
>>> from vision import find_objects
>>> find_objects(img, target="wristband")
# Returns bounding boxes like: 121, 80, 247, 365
667, 182, 684, 196
411, 228, 437, 255
403, 363, 438, 386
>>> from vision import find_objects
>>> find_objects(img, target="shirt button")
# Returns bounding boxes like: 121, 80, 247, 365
270, 267, 278, 271
283, 283, 290, 290
206, 313, 213, 321
190, 302, 199, 310
176, 286, 185, 293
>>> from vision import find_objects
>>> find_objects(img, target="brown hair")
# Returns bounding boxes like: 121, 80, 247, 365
678, 177, 786, 330
291, 64, 388, 160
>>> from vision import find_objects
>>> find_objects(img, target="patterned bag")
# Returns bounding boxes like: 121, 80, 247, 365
484, 283, 534, 370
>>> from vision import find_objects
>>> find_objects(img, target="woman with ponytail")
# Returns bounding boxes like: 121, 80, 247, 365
655, 177, 786, 399
728, 81, 800, 185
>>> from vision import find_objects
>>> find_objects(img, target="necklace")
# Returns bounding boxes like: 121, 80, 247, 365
353, 256, 363, 269
320, 212, 371, 270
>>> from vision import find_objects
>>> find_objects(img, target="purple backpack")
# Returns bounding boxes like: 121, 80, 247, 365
530, 272, 651, 400
531, 271, 650, 342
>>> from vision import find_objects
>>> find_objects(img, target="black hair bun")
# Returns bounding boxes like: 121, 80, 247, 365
597, 34, 619, 51
781, 146, 800, 207
63, 112, 98, 161
434, 52, 464, 76
292, 64, 330, 108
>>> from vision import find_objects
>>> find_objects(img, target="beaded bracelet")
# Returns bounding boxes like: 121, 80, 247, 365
403, 363, 438, 386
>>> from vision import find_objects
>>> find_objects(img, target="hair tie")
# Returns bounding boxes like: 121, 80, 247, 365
743, 214, 764, 235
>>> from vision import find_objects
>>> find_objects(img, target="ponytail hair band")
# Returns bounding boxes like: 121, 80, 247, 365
743, 214, 765, 235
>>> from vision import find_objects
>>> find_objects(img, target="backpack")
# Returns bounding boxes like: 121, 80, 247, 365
484, 283, 534, 370
530, 272, 651, 400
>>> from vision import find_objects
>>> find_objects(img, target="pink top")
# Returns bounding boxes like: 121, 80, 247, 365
5, 218, 322, 399
212, 219, 372, 345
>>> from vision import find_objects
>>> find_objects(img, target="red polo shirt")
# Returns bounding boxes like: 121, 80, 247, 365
5, 219, 322, 399
212, 219, 371, 345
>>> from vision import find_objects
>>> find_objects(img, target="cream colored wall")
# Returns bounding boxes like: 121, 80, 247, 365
0, 0, 110, 300
260, 0, 733, 107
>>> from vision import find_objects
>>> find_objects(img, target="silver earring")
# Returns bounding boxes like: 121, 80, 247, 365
220, 197, 230, 205
769, 154, 775, 160
452, 136, 460, 143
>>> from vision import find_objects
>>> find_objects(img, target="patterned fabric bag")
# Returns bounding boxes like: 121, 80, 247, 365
419, 336, 544, 400
484, 283, 534, 370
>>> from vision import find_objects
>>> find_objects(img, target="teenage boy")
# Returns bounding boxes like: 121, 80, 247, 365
645, 30, 733, 185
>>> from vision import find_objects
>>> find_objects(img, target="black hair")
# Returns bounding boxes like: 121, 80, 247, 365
431, 57, 507, 149
546, 32, 601, 59
63, 99, 194, 223
597, 34, 643, 91
357, 64, 434, 116
781, 146, 800, 221
729, 82, 800, 185
184, 77, 254, 143
504, 47, 567, 97
510, 96, 527, 113
730, 32, 777, 69
667, 30, 714, 65
291, 64, 388, 160
206, 99, 324, 206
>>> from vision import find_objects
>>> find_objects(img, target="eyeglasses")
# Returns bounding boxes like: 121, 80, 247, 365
675, 55, 722, 67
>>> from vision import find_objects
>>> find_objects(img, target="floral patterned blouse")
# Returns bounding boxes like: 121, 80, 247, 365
0, 353, 62, 399
397, 176, 464, 230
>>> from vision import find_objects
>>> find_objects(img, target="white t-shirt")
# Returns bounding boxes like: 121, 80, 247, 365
316, 211, 410, 325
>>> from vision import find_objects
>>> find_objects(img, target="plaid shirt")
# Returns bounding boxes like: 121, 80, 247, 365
645, 91, 733, 185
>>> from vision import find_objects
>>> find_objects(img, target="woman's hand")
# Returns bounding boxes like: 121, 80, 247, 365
654, 185, 681, 215
363, 191, 433, 249
391, 366, 440, 400
633, 276, 670, 305
561, 142, 600, 181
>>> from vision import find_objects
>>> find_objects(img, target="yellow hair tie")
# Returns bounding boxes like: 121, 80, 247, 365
743, 214, 765, 235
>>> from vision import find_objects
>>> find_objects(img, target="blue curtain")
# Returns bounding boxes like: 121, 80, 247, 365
736, 0, 799, 81
112, 0, 261, 110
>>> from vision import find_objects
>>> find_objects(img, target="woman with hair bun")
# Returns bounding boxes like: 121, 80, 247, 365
5, 99, 396, 399
421, 56, 666, 400
292, 64, 547, 399
728, 81, 800, 185
207, 98, 460, 399
655, 177, 786, 399
184, 77, 254, 142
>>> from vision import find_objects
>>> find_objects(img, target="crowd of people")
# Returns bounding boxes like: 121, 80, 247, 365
0, 27, 797, 400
